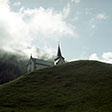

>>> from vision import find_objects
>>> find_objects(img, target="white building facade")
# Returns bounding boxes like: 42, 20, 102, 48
27, 44, 65, 72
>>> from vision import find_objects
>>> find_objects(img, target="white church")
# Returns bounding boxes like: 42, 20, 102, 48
27, 44, 65, 72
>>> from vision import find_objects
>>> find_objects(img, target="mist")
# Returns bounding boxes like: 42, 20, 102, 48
0, 49, 28, 84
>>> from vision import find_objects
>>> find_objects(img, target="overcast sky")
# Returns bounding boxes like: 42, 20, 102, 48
0, 0, 112, 63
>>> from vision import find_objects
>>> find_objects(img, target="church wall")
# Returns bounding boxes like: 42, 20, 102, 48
57, 58, 65, 65
27, 58, 53, 73
34, 64, 49, 70
27, 59, 35, 72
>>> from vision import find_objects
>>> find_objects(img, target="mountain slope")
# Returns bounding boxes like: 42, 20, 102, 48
0, 49, 27, 84
0, 60, 112, 112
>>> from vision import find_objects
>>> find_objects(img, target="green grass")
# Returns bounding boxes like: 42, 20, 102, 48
0, 60, 112, 112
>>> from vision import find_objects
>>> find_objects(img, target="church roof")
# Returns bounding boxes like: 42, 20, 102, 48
32, 58, 54, 66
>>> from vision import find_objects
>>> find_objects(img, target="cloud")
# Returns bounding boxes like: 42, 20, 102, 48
91, 24, 96, 29
89, 53, 99, 60
102, 52, 112, 61
63, 4, 70, 18
13, 2, 21, 6
89, 13, 108, 29
0, 1, 75, 58
71, 0, 80, 3
88, 17, 96, 29
96, 13, 107, 20
0, 0, 9, 5
89, 52, 112, 64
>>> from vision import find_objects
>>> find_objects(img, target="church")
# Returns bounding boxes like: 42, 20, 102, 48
27, 44, 65, 72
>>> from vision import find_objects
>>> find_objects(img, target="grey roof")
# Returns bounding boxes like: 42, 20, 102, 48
32, 58, 54, 66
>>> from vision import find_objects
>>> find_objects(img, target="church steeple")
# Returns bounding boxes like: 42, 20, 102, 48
30, 54, 32, 59
57, 44, 62, 57
54, 43, 65, 65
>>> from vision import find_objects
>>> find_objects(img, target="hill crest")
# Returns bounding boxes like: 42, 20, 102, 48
0, 60, 112, 112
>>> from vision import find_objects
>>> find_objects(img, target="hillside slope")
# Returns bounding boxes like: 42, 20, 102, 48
0, 60, 112, 112
0, 49, 27, 84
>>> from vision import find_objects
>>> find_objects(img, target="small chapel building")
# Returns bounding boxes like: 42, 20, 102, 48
27, 44, 65, 72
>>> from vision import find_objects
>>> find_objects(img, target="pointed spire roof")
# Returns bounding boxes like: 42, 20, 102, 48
55, 43, 64, 60
30, 54, 32, 59
57, 44, 62, 57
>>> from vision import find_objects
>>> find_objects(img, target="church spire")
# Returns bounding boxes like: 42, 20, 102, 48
30, 54, 33, 59
54, 43, 65, 65
56, 43, 64, 59
57, 43, 62, 57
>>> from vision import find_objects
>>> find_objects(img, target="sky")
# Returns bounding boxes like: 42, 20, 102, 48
0, 0, 112, 63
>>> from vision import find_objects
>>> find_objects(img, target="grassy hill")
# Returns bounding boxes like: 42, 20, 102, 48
0, 60, 112, 112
